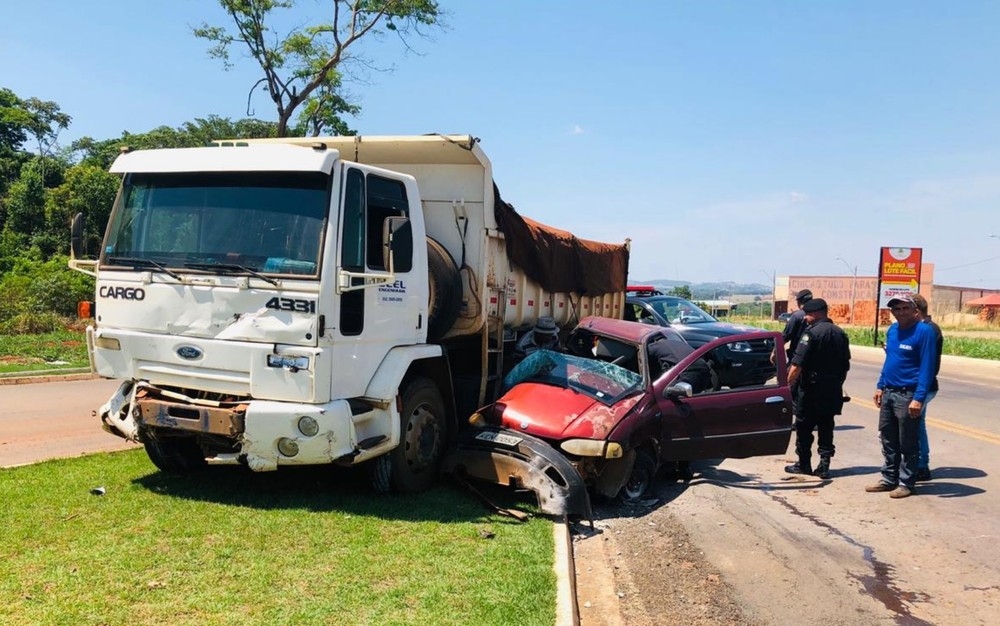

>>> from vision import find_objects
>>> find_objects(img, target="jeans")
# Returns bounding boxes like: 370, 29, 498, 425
917, 391, 937, 470
878, 389, 922, 487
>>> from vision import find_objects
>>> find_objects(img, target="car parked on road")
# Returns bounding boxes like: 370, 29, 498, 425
445, 317, 792, 518
625, 287, 775, 388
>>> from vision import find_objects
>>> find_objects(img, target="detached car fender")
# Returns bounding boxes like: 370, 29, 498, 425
442, 426, 593, 521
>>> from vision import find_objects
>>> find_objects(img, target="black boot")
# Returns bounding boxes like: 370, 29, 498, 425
785, 461, 813, 475
814, 458, 831, 479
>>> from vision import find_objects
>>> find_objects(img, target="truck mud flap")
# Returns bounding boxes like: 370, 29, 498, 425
443, 427, 593, 521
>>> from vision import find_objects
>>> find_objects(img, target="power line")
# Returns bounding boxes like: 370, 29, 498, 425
935, 255, 1000, 272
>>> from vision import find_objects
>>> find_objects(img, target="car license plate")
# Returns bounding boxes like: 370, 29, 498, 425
474, 430, 523, 448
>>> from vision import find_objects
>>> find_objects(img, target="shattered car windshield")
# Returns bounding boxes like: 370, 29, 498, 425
101, 171, 329, 277
502, 350, 644, 406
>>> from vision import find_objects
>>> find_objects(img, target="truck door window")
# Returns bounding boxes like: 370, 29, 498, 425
340, 168, 366, 335
365, 175, 411, 272
341, 169, 366, 271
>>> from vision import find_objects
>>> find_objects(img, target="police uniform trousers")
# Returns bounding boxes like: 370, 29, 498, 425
793, 382, 842, 468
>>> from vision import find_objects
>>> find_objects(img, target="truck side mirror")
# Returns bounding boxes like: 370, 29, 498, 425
70, 212, 85, 259
382, 216, 413, 273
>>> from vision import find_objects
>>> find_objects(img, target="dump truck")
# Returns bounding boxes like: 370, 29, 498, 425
70, 134, 629, 493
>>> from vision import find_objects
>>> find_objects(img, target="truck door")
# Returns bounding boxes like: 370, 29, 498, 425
652, 334, 792, 462
332, 164, 423, 394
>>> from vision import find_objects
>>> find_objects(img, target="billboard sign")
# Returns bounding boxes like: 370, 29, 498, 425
878, 247, 922, 308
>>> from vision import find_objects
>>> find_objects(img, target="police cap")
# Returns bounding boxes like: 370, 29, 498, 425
802, 298, 827, 313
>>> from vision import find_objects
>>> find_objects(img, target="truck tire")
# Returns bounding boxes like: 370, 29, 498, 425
389, 377, 448, 493
426, 237, 462, 341
143, 435, 207, 473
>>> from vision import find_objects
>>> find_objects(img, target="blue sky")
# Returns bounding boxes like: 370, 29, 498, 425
4, 1, 1000, 288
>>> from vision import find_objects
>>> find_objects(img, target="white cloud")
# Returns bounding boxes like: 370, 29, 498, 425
570, 125, 585, 135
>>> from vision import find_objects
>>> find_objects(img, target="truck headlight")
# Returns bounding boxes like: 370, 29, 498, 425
560, 439, 624, 459
277, 438, 299, 457
727, 341, 752, 353
297, 416, 319, 437
94, 336, 121, 350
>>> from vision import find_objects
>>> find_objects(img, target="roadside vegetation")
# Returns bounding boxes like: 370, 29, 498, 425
0, 450, 555, 626
740, 317, 1000, 361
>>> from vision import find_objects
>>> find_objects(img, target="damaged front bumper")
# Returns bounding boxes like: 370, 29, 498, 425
442, 426, 593, 521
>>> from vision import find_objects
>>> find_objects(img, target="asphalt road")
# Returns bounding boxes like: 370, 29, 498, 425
0, 377, 136, 467
613, 346, 1000, 626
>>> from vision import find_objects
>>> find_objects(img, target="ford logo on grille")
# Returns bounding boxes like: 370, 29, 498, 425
176, 346, 203, 360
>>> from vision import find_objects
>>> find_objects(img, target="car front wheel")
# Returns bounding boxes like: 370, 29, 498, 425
617, 449, 658, 505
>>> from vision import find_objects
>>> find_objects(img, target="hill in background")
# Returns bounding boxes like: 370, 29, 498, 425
631, 279, 772, 301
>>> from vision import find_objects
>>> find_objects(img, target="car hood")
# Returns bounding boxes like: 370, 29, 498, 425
495, 382, 642, 441
674, 321, 762, 338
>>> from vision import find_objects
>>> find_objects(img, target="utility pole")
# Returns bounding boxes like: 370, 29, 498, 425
836, 257, 858, 325
760, 268, 776, 320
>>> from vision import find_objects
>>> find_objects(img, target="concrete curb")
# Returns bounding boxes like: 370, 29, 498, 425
554, 517, 579, 626
0, 370, 96, 386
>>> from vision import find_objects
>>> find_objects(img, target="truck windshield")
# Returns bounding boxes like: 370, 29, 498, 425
101, 171, 329, 277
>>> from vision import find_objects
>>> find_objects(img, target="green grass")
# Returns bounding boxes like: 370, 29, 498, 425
731, 316, 1000, 360
0, 451, 556, 626
0, 329, 89, 373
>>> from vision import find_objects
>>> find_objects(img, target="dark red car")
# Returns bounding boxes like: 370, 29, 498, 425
445, 317, 792, 519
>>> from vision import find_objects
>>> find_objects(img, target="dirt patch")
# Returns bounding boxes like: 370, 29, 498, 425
573, 499, 759, 626
0, 355, 45, 365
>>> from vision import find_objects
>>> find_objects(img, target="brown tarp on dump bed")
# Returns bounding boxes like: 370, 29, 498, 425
493, 185, 629, 296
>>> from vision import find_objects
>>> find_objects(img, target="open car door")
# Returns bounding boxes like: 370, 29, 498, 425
652, 331, 792, 462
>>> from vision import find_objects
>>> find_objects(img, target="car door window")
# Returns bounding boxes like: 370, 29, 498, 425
679, 338, 778, 394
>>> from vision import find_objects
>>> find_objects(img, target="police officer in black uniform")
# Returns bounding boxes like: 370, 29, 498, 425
646, 335, 712, 393
781, 289, 814, 362
784, 298, 851, 479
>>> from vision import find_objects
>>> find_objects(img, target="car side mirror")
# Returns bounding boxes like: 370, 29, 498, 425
665, 381, 693, 399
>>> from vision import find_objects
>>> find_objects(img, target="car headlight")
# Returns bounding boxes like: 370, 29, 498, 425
560, 439, 624, 459
727, 341, 752, 353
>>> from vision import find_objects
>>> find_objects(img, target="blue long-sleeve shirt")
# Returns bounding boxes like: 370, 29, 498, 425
877, 321, 939, 402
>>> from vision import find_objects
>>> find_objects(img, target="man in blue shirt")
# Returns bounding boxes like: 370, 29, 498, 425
866, 293, 939, 498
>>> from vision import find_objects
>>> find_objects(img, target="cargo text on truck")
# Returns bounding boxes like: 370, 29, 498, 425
69, 134, 629, 494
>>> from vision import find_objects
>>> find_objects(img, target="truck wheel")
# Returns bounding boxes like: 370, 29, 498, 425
390, 378, 448, 493
426, 237, 462, 341
143, 435, 207, 473
617, 449, 657, 505
367, 455, 391, 494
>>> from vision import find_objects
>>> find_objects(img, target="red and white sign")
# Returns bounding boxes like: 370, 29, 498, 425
878, 246, 922, 308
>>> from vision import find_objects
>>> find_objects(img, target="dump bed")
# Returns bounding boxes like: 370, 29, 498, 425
232, 134, 629, 336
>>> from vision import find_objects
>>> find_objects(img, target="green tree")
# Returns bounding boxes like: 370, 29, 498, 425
1, 160, 46, 256
72, 115, 281, 169
669, 285, 693, 300
194, 0, 442, 136
47, 163, 120, 257
0, 88, 34, 197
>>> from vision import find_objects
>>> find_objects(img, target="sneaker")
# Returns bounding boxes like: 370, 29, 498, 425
889, 486, 912, 499
785, 463, 813, 475
915, 468, 932, 482
865, 481, 896, 493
